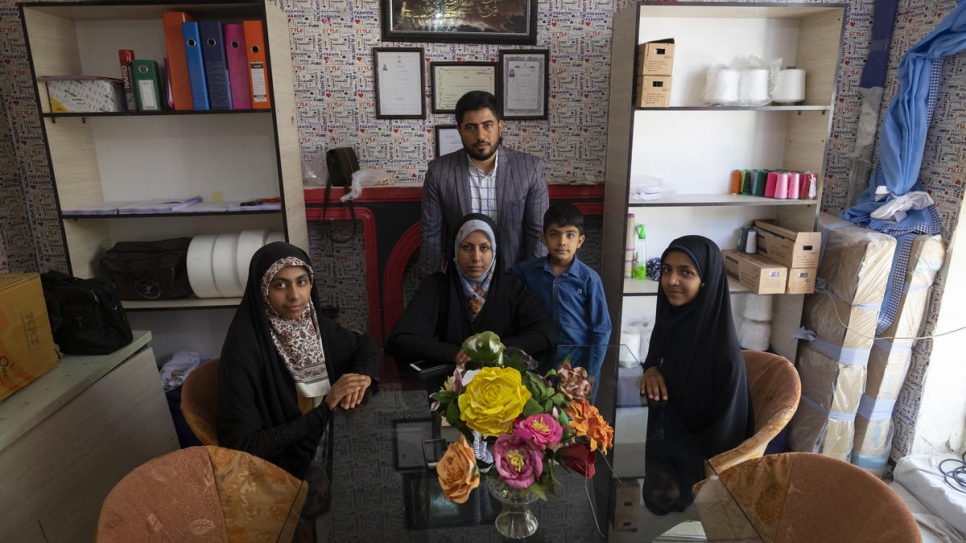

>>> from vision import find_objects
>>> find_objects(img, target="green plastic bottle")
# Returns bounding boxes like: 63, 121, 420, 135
631, 224, 647, 280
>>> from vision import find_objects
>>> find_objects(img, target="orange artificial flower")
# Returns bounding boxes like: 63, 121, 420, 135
564, 399, 614, 454
436, 435, 480, 504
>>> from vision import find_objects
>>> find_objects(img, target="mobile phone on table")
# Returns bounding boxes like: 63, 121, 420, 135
409, 360, 454, 378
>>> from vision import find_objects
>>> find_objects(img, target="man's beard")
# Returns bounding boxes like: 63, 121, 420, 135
464, 137, 501, 162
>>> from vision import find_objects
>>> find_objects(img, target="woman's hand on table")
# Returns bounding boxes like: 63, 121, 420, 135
454, 349, 470, 368
640, 366, 668, 403
325, 373, 372, 410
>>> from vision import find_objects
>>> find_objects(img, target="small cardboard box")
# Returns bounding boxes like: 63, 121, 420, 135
754, 220, 822, 269
722, 250, 787, 295
637, 39, 675, 75
39, 76, 125, 113
611, 479, 640, 531
786, 267, 817, 294
0, 273, 61, 402
635, 76, 672, 108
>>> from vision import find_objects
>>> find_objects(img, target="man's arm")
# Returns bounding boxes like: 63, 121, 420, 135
418, 166, 444, 280
523, 157, 549, 260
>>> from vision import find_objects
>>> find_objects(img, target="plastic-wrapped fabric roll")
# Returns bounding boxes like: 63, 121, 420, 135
773, 68, 806, 104
739, 320, 771, 351
187, 234, 220, 298
619, 327, 641, 367
703, 67, 740, 105
738, 69, 770, 105
212, 232, 244, 298
743, 293, 774, 321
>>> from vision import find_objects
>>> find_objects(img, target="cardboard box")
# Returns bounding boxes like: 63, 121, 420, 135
754, 220, 822, 269
635, 75, 672, 108
722, 250, 787, 295
39, 76, 125, 113
637, 39, 675, 75
611, 479, 640, 531
786, 267, 817, 294
0, 273, 61, 402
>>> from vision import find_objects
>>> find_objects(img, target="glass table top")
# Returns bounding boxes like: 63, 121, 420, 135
316, 345, 761, 542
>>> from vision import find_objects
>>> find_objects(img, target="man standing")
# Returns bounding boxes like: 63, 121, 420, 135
418, 91, 549, 279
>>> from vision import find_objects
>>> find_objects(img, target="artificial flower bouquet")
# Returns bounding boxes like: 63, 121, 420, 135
433, 332, 614, 504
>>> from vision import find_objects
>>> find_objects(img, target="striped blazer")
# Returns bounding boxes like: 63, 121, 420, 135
418, 145, 549, 278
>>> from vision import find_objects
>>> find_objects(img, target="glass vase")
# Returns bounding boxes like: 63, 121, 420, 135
487, 478, 540, 539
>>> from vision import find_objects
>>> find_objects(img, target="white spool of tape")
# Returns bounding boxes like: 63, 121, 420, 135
236, 229, 269, 287
187, 234, 220, 298
773, 68, 806, 104
738, 69, 770, 105
212, 232, 244, 298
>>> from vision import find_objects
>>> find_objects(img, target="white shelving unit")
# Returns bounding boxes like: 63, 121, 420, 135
20, 0, 307, 312
602, 2, 846, 361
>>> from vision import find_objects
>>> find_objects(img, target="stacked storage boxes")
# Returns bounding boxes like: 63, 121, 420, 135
851, 234, 944, 474
788, 214, 896, 461
635, 39, 674, 107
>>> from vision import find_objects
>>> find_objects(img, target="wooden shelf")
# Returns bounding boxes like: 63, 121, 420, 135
624, 278, 748, 296
628, 194, 819, 207
635, 105, 832, 112
123, 297, 242, 311
43, 109, 271, 119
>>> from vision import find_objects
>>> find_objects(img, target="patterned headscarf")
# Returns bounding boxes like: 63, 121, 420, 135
453, 218, 497, 321
261, 256, 330, 400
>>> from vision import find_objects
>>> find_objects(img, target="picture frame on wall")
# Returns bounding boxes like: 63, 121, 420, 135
430, 62, 498, 113
435, 125, 462, 157
499, 49, 549, 120
380, 0, 538, 45
373, 47, 426, 119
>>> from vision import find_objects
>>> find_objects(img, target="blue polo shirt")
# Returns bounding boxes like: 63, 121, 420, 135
511, 255, 612, 378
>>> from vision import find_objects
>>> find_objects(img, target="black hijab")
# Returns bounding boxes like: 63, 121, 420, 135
217, 242, 378, 477
642, 235, 754, 459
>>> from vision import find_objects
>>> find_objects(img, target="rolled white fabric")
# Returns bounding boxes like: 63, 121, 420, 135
212, 232, 244, 298
738, 69, 770, 105
739, 320, 771, 351
773, 68, 806, 104
620, 327, 641, 367
743, 293, 774, 321
236, 229, 270, 286
187, 234, 220, 298
704, 67, 740, 105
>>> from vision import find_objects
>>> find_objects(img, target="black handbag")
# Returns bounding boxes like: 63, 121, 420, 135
40, 270, 134, 355
100, 237, 192, 300
323, 147, 360, 242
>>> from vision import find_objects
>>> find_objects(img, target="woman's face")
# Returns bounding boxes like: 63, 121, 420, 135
456, 230, 493, 279
267, 265, 312, 319
661, 251, 702, 306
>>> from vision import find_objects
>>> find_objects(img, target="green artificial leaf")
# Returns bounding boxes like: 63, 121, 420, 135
549, 392, 567, 406
528, 480, 549, 501
542, 399, 553, 412
433, 390, 458, 404
446, 401, 461, 426
462, 331, 504, 363
522, 398, 543, 417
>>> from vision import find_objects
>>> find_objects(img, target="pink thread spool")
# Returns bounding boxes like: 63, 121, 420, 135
764, 171, 779, 198
787, 172, 800, 199
774, 172, 789, 199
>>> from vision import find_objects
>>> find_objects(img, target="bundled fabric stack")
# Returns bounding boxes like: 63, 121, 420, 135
788, 214, 896, 461
851, 234, 944, 475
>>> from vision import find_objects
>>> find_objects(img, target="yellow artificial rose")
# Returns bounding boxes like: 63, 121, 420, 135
436, 435, 480, 504
458, 366, 531, 437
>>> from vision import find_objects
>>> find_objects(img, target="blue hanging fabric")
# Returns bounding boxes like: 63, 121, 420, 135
839, 4, 966, 332
859, 0, 899, 88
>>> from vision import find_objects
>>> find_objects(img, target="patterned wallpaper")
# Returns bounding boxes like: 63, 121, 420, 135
1, 0, 963, 458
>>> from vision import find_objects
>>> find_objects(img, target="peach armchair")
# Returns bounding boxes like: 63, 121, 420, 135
96, 445, 307, 543
181, 357, 220, 446
706, 350, 801, 476
694, 452, 921, 543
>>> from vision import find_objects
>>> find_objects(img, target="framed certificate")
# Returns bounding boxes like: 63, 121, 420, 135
499, 50, 549, 120
373, 47, 426, 119
430, 62, 498, 114
392, 418, 436, 470
435, 125, 462, 157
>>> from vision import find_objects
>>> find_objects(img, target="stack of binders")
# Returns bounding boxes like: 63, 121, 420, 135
122, 12, 271, 112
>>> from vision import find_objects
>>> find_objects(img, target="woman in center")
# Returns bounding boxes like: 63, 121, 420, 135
639, 235, 754, 460
388, 213, 555, 370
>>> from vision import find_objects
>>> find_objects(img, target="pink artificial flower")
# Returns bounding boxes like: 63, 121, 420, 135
493, 434, 544, 489
512, 413, 563, 450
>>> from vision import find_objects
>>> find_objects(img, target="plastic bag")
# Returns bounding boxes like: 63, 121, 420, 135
629, 174, 675, 201
302, 152, 328, 187
733, 55, 782, 106
340, 168, 394, 202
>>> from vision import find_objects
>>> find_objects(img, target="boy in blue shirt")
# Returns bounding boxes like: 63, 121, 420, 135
512, 203, 612, 397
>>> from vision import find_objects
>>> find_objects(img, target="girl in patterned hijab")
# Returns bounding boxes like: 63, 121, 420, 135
218, 242, 379, 502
